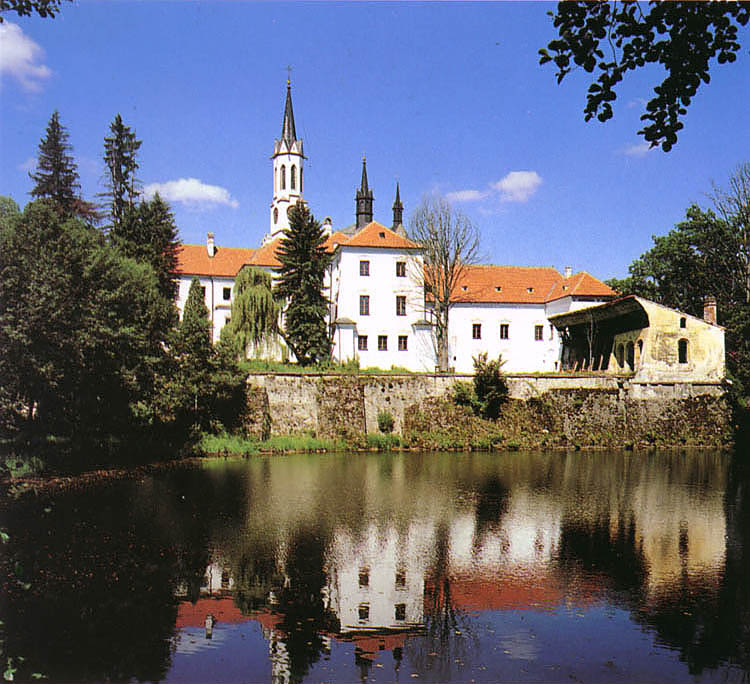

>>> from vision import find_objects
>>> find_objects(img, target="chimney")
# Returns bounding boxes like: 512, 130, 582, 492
207, 232, 216, 257
703, 295, 717, 325
564, 266, 572, 278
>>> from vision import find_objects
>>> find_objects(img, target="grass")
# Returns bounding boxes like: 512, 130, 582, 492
366, 433, 402, 450
200, 431, 349, 455
239, 358, 421, 376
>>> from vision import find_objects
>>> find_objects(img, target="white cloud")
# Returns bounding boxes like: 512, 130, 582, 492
0, 23, 51, 92
18, 157, 36, 172
623, 142, 654, 158
446, 189, 488, 203
493, 171, 542, 203
143, 178, 239, 209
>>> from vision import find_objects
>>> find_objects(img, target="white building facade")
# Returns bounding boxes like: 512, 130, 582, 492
175, 82, 618, 370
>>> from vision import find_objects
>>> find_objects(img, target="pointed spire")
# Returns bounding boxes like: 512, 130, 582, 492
280, 81, 297, 146
359, 155, 370, 193
356, 156, 374, 230
392, 181, 403, 229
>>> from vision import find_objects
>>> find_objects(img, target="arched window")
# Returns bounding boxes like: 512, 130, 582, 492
291, 165, 296, 190
678, 338, 688, 364
626, 341, 635, 371
616, 344, 625, 369
280, 165, 286, 190
299, 167, 303, 192
273, 207, 278, 225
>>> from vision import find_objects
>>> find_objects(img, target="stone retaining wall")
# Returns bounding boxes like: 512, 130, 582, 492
244, 372, 729, 446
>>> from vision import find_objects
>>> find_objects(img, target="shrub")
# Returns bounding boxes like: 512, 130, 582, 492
366, 433, 401, 450
473, 353, 509, 420
451, 381, 478, 412
377, 409, 395, 434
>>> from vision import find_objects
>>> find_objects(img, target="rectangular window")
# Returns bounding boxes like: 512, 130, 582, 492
359, 569, 369, 588
472, 323, 482, 340
223, 286, 231, 301
378, 335, 388, 351
398, 335, 408, 351
359, 295, 370, 316
358, 604, 370, 622
358, 335, 368, 351
394, 603, 406, 621
200, 286, 206, 298
395, 569, 406, 588
396, 261, 406, 277
534, 325, 544, 341
396, 295, 406, 316
360, 260, 370, 276
500, 323, 509, 339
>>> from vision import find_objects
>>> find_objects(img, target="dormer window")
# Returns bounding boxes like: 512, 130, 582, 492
379, 231, 385, 238
462, 285, 468, 291
495, 286, 502, 292
527, 287, 534, 293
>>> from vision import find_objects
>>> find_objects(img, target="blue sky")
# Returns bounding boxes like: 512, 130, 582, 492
1, 1, 748, 280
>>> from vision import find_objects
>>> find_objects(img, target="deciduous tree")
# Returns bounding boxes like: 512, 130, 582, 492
408, 195, 480, 372
540, 2, 750, 151
221, 266, 281, 360
275, 201, 331, 365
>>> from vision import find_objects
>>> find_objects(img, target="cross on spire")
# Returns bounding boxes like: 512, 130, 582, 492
285, 64, 293, 86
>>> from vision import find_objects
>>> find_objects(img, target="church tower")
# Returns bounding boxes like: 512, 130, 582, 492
355, 156, 374, 230
268, 80, 305, 241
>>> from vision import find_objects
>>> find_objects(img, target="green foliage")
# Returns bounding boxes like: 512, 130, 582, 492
0, 196, 20, 224
451, 381, 479, 413
540, 3, 750, 151
110, 194, 180, 302
376, 409, 394, 434
366, 432, 401, 450
0, 199, 173, 449
275, 201, 332, 365
472, 352, 509, 420
101, 114, 142, 228
200, 431, 260, 456
222, 266, 281, 359
29, 111, 97, 221
154, 279, 246, 441
0, 0, 71, 21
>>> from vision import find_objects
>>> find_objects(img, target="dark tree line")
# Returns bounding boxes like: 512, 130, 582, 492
0, 111, 245, 467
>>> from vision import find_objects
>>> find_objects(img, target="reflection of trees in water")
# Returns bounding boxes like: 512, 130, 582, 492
407, 521, 478, 681
274, 526, 339, 684
557, 512, 649, 603
1, 464, 250, 682
629, 458, 750, 676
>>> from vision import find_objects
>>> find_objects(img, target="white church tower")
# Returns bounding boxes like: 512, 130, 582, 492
266, 80, 305, 243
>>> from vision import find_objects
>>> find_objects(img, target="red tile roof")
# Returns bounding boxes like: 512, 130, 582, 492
343, 221, 420, 250
546, 271, 617, 302
176, 244, 255, 277
247, 236, 284, 268
444, 265, 615, 304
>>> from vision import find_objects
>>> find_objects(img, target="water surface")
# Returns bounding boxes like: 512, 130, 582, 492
2, 450, 748, 682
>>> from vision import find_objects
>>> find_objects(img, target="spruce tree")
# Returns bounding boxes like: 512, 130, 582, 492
101, 113, 142, 228
29, 111, 97, 220
112, 193, 180, 301
275, 201, 331, 365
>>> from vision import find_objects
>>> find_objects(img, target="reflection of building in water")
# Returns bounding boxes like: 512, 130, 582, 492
326, 522, 431, 632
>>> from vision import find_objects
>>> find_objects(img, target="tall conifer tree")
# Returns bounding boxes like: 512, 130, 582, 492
29, 111, 97, 220
112, 193, 180, 301
275, 201, 331, 365
102, 113, 141, 228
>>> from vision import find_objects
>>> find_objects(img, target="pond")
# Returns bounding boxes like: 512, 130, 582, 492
2, 450, 748, 683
